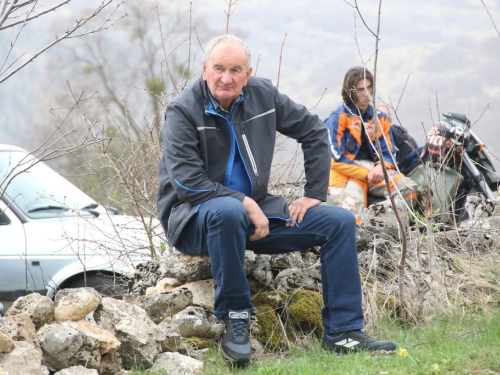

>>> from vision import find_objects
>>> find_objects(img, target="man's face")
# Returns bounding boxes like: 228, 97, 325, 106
202, 40, 252, 110
353, 78, 373, 113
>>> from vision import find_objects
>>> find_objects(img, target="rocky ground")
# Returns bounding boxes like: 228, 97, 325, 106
1, 195, 499, 375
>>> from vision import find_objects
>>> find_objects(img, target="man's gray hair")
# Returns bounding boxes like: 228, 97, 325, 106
204, 35, 252, 70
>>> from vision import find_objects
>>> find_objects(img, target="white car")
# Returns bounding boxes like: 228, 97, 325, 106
0, 144, 160, 309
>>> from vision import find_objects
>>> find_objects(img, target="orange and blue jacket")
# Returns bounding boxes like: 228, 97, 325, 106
324, 104, 396, 188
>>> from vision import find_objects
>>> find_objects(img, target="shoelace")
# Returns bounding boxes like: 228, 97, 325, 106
229, 319, 249, 340
352, 330, 372, 340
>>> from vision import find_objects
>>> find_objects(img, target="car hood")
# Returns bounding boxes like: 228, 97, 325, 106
23, 211, 163, 261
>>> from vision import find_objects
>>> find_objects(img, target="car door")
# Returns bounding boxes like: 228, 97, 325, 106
0, 200, 28, 301
22, 214, 101, 293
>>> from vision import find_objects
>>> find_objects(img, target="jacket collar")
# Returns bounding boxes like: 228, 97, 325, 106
345, 103, 374, 121
201, 76, 250, 113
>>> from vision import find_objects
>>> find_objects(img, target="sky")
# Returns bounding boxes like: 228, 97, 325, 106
1, 0, 500, 170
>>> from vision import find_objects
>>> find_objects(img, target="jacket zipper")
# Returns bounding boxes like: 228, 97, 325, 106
242, 134, 259, 178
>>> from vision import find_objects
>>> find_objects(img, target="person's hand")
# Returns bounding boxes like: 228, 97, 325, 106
287, 197, 321, 227
367, 164, 385, 183
367, 164, 397, 183
242, 196, 269, 241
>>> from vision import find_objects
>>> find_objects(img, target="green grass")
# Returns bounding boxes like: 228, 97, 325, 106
131, 304, 500, 375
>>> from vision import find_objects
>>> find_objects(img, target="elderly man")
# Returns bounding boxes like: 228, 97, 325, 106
157, 35, 396, 363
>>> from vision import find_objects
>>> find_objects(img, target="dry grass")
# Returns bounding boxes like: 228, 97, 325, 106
358, 223, 500, 332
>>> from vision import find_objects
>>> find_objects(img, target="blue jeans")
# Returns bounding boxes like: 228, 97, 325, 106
175, 196, 364, 335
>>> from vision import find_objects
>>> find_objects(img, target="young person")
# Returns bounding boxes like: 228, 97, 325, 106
325, 67, 419, 223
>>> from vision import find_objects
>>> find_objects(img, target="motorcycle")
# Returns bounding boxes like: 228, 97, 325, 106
395, 112, 499, 224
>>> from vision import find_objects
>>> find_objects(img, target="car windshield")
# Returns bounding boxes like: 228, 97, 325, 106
0, 150, 97, 218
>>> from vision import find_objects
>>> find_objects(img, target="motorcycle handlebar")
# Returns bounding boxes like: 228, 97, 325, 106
461, 152, 497, 201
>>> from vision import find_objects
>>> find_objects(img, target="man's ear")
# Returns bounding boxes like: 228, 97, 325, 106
244, 67, 253, 84
202, 60, 207, 81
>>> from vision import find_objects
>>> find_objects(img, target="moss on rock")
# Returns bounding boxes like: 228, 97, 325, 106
253, 291, 287, 351
180, 336, 212, 350
252, 290, 325, 350
287, 289, 324, 334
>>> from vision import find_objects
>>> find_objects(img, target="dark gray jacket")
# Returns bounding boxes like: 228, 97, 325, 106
157, 76, 330, 246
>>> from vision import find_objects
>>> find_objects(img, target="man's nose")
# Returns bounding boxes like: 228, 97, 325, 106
220, 72, 232, 84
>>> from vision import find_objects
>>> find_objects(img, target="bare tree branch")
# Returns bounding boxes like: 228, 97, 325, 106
0, 0, 70, 30
276, 33, 287, 88
0, 0, 18, 29
343, 0, 377, 37
224, 0, 238, 34
480, 0, 500, 38
0, 0, 124, 84
308, 87, 327, 111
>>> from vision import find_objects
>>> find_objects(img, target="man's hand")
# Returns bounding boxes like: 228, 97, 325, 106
287, 197, 321, 227
242, 196, 269, 241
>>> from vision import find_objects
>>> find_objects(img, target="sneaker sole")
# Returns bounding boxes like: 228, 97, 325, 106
221, 349, 251, 364
322, 342, 396, 354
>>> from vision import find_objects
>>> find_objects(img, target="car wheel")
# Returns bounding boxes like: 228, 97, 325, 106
59, 272, 128, 299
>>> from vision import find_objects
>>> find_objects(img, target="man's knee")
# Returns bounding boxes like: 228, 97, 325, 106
395, 176, 420, 207
204, 196, 248, 224
321, 205, 357, 230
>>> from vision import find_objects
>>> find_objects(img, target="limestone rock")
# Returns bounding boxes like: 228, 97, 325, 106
129, 260, 162, 295
140, 288, 193, 324
157, 329, 182, 353
243, 250, 257, 274
274, 268, 322, 293
146, 277, 183, 296
93, 297, 163, 369
159, 252, 213, 283
53, 366, 99, 375
54, 288, 101, 321
150, 352, 203, 375
122, 293, 144, 306
4, 293, 54, 329
360, 198, 408, 240
248, 255, 273, 293
166, 306, 224, 340
97, 351, 124, 375
250, 337, 265, 360
172, 279, 216, 311
0, 330, 15, 353
269, 251, 305, 270
37, 322, 100, 371
67, 320, 120, 354
301, 250, 320, 268
0, 341, 45, 375
1, 313, 41, 354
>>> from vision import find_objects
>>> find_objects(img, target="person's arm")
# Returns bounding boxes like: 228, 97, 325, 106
325, 111, 371, 180
378, 114, 397, 168
242, 196, 269, 240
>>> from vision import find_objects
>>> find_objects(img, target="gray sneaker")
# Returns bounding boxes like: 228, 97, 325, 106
221, 310, 252, 363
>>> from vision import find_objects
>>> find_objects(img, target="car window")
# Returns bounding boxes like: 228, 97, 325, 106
0, 150, 97, 219
0, 208, 9, 225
